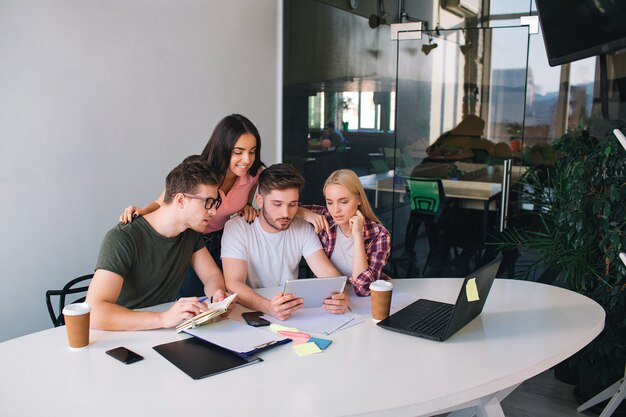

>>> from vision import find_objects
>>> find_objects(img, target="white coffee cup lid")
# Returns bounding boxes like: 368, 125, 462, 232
62, 302, 91, 316
370, 280, 393, 291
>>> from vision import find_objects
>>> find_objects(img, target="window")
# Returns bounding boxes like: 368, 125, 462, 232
308, 92, 325, 130
308, 91, 395, 132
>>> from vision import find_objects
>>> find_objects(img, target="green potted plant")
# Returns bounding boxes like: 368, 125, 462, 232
340, 97, 353, 131
497, 126, 625, 409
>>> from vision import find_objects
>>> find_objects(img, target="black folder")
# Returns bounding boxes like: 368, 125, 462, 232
153, 337, 262, 380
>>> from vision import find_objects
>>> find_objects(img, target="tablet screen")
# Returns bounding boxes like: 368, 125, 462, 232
282, 277, 347, 308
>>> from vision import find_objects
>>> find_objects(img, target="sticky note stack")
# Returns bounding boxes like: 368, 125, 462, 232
269, 323, 332, 357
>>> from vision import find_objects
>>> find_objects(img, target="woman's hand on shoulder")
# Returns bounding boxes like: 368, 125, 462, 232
239, 203, 259, 224
119, 205, 143, 224
299, 207, 330, 234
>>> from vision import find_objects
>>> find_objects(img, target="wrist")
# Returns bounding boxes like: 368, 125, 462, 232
156, 311, 167, 329
262, 298, 273, 315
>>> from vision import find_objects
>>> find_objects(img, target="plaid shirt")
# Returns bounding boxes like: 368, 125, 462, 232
302, 205, 391, 296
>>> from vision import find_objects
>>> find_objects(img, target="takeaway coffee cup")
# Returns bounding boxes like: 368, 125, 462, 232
370, 280, 393, 322
62, 302, 91, 349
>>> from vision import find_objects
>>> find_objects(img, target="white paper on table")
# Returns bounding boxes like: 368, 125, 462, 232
263, 308, 355, 335
333, 314, 363, 331
184, 318, 288, 355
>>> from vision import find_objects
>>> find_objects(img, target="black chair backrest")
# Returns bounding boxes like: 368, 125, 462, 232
471, 148, 490, 163
45, 274, 93, 327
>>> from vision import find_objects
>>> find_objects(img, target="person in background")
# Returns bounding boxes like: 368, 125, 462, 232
119, 114, 264, 296
87, 160, 232, 331
298, 169, 391, 296
221, 163, 348, 320
322, 122, 345, 147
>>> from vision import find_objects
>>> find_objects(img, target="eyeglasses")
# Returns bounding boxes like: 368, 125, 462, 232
183, 193, 222, 210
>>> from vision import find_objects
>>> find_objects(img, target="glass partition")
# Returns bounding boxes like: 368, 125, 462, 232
389, 25, 531, 277
282, 1, 546, 279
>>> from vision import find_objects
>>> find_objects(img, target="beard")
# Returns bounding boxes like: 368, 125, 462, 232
261, 208, 293, 231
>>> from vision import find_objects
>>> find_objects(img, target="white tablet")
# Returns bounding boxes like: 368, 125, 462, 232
282, 277, 347, 308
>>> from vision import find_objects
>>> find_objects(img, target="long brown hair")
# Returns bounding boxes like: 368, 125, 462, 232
323, 169, 381, 224
184, 114, 264, 180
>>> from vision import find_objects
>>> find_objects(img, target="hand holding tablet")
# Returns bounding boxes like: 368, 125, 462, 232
267, 292, 304, 320
282, 277, 347, 308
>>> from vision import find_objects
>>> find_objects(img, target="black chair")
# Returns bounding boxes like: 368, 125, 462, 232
471, 148, 490, 164
384, 255, 417, 278
45, 274, 93, 327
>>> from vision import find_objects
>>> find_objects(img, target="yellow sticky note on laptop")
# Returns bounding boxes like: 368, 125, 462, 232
293, 342, 322, 357
465, 278, 480, 302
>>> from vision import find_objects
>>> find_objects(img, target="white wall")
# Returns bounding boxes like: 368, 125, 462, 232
0, 0, 281, 342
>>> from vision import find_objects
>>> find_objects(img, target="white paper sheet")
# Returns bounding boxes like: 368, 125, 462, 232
263, 308, 357, 335
184, 318, 288, 355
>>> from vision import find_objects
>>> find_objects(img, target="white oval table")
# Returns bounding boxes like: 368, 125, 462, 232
0, 279, 605, 417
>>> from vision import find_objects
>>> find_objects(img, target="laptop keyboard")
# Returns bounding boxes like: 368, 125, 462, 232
406, 304, 454, 336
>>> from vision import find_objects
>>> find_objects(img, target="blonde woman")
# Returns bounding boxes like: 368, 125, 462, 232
298, 169, 391, 296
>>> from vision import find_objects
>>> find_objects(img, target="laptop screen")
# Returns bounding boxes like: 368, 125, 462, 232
443, 257, 502, 339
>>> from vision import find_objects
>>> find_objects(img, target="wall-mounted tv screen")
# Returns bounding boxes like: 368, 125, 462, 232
535, 0, 626, 66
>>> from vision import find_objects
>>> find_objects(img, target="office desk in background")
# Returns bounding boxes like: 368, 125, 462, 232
0, 279, 604, 417
359, 167, 505, 244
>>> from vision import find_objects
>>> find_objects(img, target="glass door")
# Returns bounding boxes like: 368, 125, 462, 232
389, 25, 531, 278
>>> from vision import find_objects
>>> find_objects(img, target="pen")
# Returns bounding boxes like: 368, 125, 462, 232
197, 296, 208, 303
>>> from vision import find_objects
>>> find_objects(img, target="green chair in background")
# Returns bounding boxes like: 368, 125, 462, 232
382, 147, 397, 168
404, 177, 447, 275
369, 158, 391, 174
399, 152, 416, 169
334, 142, 347, 154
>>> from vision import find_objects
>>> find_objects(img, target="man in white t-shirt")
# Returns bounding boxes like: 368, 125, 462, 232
222, 163, 348, 320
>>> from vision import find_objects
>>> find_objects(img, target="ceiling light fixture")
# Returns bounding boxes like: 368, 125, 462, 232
422, 33, 438, 55
369, 0, 388, 29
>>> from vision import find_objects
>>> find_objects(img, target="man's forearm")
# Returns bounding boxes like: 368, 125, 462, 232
90, 301, 164, 331
203, 272, 227, 298
226, 281, 270, 314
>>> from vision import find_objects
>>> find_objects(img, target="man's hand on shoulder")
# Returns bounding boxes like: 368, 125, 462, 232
266, 292, 303, 320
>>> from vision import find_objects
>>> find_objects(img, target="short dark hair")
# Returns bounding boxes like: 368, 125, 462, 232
163, 160, 219, 204
258, 163, 305, 196
326, 122, 335, 129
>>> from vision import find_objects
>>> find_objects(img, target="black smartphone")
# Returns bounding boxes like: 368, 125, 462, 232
242, 311, 270, 327
106, 347, 144, 364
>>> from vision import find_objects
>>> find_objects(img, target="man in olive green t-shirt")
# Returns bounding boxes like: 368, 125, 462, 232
86, 160, 232, 331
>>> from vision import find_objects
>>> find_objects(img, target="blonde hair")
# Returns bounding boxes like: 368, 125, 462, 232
323, 169, 381, 224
